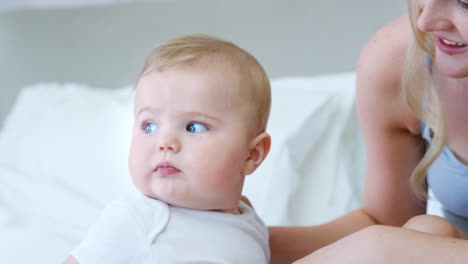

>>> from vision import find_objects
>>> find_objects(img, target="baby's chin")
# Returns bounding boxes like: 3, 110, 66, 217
145, 193, 240, 213
212, 207, 241, 215
142, 186, 241, 211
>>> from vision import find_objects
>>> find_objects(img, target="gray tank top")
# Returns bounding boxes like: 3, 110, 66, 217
421, 122, 468, 235
421, 54, 468, 235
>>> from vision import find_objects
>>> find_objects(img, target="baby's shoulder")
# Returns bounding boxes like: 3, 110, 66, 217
116, 194, 170, 243
104, 194, 170, 238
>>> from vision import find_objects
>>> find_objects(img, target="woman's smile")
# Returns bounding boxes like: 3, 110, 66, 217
435, 34, 468, 56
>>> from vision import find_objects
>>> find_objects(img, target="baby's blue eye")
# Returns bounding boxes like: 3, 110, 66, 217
144, 123, 159, 134
186, 122, 207, 133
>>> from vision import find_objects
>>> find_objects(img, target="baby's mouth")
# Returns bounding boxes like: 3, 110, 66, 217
155, 162, 181, 176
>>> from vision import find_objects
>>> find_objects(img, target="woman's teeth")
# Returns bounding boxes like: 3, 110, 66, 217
442, 39, 466, 47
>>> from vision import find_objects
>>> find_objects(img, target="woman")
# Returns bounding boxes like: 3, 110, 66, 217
270, 0, 468, 262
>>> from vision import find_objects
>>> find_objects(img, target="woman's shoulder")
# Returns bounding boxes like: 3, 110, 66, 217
356, 15, 420, 134
357, 16, 410, 94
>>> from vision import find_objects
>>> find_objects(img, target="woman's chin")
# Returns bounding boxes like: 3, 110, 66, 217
435, 52, 468, 79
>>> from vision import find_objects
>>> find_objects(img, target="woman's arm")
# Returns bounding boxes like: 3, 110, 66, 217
356, 15, 426, 226
270, 15, 426, 263
269, 209, 376, 264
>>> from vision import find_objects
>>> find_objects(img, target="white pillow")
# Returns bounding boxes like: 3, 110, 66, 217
0, 84, 138, 263
0, 84, 136, 215
244, 72, 364, 225
0, 73, 364, 231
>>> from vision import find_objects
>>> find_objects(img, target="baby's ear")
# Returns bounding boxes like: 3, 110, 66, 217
242, 132, 271, 175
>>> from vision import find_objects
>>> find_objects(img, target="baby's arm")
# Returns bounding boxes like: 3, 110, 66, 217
64, 256, 79, 264
403, 215, 466, 239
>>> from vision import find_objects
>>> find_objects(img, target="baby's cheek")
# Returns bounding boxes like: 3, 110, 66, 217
201, 162, 244, 190
128, 149, 140, 176
128, 142, 151, 184
192, 143, 246, 182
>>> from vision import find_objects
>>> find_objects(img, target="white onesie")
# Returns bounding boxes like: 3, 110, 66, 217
71, 194, 270, 263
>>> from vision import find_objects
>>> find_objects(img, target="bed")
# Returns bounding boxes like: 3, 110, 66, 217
0, 1, 404, 262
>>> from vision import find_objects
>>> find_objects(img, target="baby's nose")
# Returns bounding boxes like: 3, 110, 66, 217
157, 134, 181, 152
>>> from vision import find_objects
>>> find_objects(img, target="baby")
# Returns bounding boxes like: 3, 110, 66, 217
65, 34, 272, 263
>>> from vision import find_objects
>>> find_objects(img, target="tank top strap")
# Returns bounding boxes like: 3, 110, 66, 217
420, 122, 433, 143
424, 53, 432, 70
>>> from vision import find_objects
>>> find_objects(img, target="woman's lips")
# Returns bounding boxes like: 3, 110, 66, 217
435, 36, 468, 56
155, 162, 181, 176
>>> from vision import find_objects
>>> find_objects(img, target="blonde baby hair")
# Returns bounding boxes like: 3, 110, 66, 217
138, 34, 271, 134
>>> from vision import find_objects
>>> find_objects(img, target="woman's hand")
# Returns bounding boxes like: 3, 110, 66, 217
241, 195, 254, 208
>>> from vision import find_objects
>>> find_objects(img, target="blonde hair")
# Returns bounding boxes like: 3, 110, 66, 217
138, 34, 271, 133
401, 0, 446, 198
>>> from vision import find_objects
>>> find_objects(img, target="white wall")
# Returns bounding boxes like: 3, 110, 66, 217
0, 0, 170, 13
0, 0, 406, 126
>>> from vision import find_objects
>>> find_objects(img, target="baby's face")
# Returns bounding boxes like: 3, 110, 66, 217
129, 64, 256, 211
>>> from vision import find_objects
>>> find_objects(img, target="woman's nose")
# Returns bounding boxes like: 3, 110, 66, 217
416, 0, 452, 32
